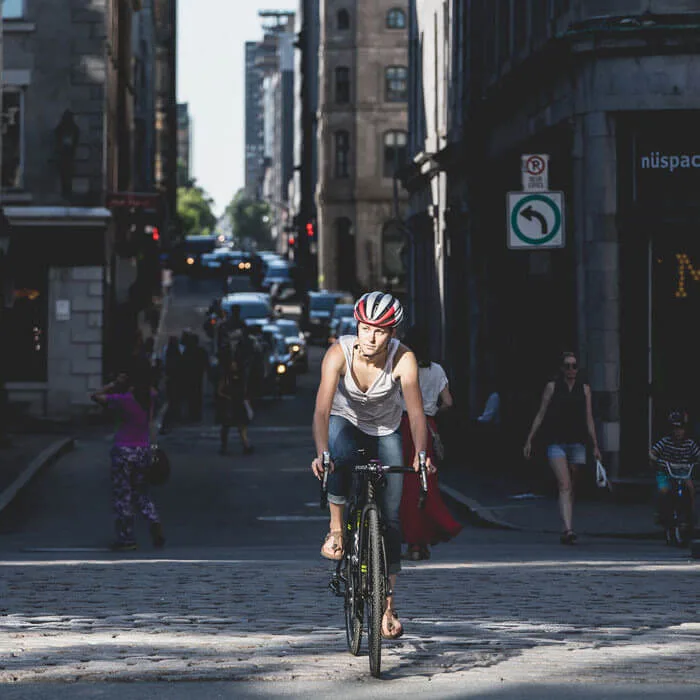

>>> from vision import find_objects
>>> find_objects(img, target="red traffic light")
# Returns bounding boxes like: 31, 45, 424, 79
306, 222, 314, 237
288, 235, 296, 246
151, 226, 160, 241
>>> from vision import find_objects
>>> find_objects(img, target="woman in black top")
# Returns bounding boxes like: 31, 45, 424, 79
523, 352, 601, 544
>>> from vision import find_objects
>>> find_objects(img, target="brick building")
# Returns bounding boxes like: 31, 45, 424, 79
316, 1, 409, 293
0, 0, 170, 419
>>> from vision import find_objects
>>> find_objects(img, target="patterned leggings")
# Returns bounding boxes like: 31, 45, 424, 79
110, 446, 160, 544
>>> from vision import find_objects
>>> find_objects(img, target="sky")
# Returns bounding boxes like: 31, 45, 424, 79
177, 0, 298, 218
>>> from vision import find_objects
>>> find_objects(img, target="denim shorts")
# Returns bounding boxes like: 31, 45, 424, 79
547, 443, 586, 464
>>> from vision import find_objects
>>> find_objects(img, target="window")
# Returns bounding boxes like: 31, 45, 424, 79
337, 8, 350, 31
335, 66, 350, 103
334, 130, 349, 178
2, 0, 24, 19
386, 8, 406, 29
383, 131, 407, 178
2, 90, 23, 189
385, 66, 408, 102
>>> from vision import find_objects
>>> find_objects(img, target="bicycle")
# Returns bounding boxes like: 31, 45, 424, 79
320, 449, 428, 678
657, 460, 696, 547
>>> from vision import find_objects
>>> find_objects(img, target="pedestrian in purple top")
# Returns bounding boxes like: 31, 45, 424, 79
91, 365, 165, 551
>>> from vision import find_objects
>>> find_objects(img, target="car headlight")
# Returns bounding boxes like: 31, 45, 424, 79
238, 262, 245, 269
186, 257, 195, 265
245, 262, 252, 269
276, 364, 287, 375
291, 344, 300, 353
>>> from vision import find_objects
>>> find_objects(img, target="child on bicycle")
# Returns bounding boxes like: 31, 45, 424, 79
649, 410, 699, 525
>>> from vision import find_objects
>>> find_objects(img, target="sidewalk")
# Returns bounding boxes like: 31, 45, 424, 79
438, 461, 662, 540
0, 432, 76, 515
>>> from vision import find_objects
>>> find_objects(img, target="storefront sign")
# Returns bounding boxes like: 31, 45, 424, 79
106, 192, 162, 210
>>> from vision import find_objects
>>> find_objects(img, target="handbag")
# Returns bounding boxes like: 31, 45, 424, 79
428, 421, 445, 462
148, 445, 171, 485
596, 459, 612, 491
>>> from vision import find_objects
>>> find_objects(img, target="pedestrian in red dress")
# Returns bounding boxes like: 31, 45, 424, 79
399, 326, 463, 560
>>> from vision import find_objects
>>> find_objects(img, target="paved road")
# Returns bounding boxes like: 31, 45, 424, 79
0, 276, 698, 698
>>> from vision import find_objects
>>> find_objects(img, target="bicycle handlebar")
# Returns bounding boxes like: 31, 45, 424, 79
319, 450, 428, 510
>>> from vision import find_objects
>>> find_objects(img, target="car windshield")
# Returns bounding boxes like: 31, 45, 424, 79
310, 295, 336, 311
223, 300, 270, 319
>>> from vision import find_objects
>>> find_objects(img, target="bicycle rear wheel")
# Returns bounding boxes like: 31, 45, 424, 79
344, 537, 362, 655
366, 506, 386, 678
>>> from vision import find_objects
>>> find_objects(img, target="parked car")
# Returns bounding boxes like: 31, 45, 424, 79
327, 303, 355, 344
273, 318, 308, 372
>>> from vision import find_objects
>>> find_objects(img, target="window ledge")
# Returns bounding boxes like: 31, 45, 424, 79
0, 191, 33, 204
3, 21, 37, 33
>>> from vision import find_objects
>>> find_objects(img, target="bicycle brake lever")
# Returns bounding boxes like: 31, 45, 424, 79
320, 451, 330, 510
418, 451, 428, 509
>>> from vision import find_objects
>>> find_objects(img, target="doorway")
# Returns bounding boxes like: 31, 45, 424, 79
651, 228, 700, 440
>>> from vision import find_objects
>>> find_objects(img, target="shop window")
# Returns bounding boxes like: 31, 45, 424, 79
4, 265, 48, 382
385, 66, 408, 102
386, 8, 406, 29
383, 130, 407, 178
2, 90, 24, 190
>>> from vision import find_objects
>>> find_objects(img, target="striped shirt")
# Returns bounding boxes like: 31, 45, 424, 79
650, 436, 700, 466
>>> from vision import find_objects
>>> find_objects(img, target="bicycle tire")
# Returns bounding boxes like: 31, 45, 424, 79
344, 531, 362, 655
366, 506, 386, 678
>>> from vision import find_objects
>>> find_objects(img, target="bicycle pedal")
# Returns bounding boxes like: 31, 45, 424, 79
328, 577, 342, 596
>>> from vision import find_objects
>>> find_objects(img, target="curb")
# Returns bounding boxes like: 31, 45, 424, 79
0, 436, 76, 515
439, 481, 662, 540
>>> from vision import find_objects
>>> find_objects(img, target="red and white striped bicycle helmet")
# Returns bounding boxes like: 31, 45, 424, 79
354, 291, 404, 328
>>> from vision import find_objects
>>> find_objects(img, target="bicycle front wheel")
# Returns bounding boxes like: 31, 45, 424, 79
366, 506, 386, 678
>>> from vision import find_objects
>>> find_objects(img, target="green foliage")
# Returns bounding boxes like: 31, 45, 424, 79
177, 184, 217, 238
225, 189, 273, 249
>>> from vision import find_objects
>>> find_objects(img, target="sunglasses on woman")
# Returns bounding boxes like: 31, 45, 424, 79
563, 362, 577, 370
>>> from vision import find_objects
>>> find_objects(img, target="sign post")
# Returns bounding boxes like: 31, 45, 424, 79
507, 191, 565, 249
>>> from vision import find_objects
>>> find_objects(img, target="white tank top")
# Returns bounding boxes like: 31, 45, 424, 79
330, 335, 402, 436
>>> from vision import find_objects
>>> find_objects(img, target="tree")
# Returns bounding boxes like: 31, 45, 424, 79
225, 189, 273, 250
177, 184, 217, 238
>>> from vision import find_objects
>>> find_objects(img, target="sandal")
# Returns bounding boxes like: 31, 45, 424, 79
321, 530, 344, 560
381, 608, 404, 640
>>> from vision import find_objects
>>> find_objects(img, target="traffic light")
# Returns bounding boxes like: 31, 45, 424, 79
306, 221, 314, 238
151, 226, 160, 242
288, 234, 296, 247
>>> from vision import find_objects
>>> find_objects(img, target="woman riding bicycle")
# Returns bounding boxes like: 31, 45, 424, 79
311, 291, 432, 640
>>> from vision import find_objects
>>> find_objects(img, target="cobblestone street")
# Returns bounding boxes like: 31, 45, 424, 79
1, 539, 699, 692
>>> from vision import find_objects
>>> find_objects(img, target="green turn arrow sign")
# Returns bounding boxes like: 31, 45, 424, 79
507, 191, 565, 249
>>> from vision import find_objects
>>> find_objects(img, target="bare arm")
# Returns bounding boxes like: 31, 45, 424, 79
311, 343, 344, 478
395, 348, 430, 471
584, 384, 601, 460
523, 382, 555, 457
437, 384, 453, 412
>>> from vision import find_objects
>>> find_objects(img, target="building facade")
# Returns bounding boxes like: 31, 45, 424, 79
317, 0, 410, 294
1, 0, 167, 420
244, 41, 265, 199
176, 102, 192, 187
406, 0, 700, 478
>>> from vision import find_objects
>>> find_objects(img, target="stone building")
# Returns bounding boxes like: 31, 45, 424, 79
405, 0, 700, 477
317, 1, 409, 293
0, 0, 165, 420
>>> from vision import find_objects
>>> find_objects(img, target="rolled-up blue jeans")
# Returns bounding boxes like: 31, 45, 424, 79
327, 415, 404, 574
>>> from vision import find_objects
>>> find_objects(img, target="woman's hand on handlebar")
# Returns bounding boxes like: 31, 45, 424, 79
413, 452, 436, 474
523, 440, 533, 459
311, 454, 334, 480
